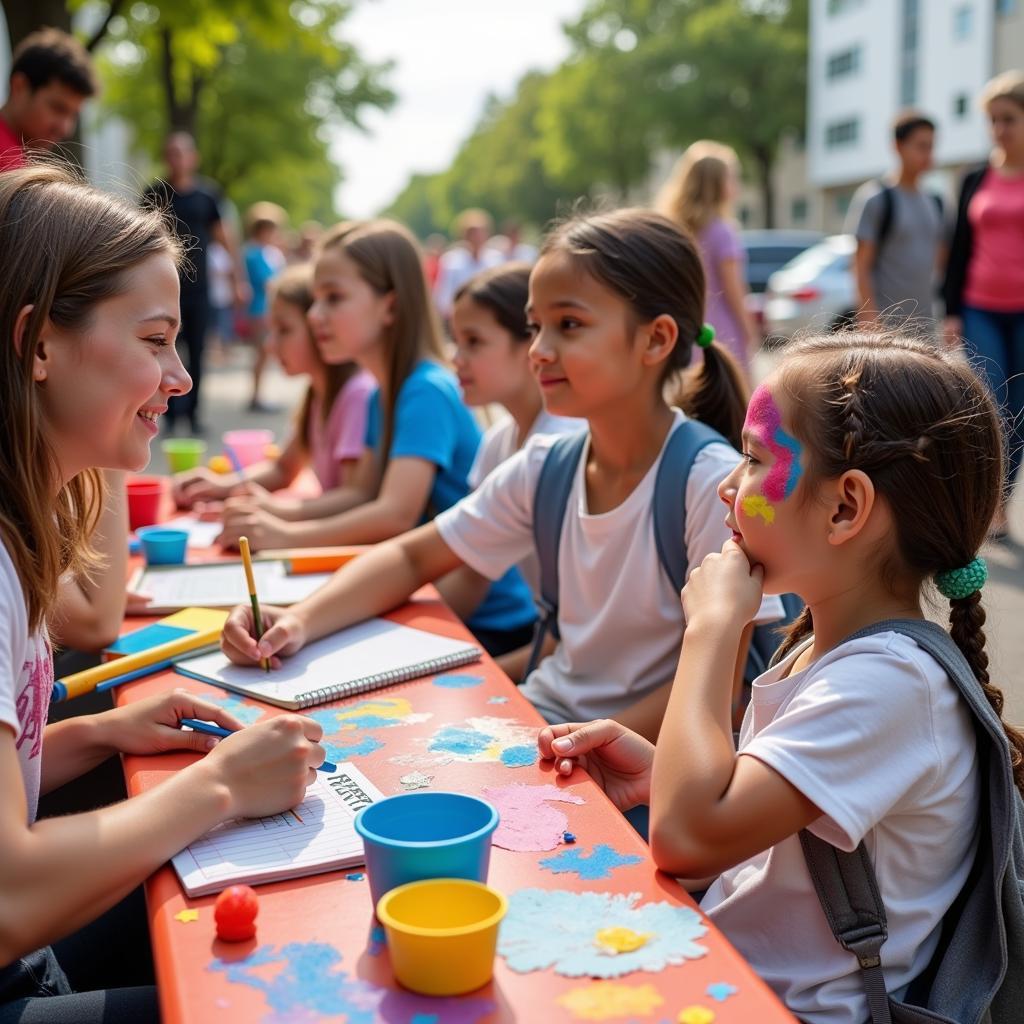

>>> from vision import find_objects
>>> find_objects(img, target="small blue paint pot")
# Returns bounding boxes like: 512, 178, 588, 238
354, 792, 499, 908
137, 527, 188, 566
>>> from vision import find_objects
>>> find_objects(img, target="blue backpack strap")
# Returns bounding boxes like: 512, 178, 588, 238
653, 419, 729, 594
525, 430, 589, 678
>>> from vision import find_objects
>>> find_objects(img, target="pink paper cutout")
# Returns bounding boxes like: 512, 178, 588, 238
482, 783, 584, 852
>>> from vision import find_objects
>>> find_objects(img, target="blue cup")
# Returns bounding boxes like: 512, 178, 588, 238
137, 527, 188, 566
354, 792, 499, 907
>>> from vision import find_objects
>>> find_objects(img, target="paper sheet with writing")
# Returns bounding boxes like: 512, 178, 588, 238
171, 763, 382, 896
128, 560, 333, 614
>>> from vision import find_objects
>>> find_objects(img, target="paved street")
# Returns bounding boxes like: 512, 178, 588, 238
152, 344, 1024, 724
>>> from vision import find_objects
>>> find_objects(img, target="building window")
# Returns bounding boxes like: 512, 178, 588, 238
954, 93, 970, 118
834, 189, 855, 219
996, 0, 1017, 16
953, 4, 973, 38
791, 197, 809, 223
826, 118, 860, 147
826, 46, 861, 80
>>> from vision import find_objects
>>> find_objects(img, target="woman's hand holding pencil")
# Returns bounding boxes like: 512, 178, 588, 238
220, 604, 308, 667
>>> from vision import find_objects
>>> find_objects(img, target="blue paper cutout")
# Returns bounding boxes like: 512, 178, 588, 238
323, 735, 384, 761
210, 942, 494, 1023
487, 695, 509, 704
345, 873, 364, 881
432, 674, 484, 689
428, 725, 492, 756
499, 889, 708, 978
706, 982, 738, 1002
499, 744, 537, 767
539, 843, 643, 880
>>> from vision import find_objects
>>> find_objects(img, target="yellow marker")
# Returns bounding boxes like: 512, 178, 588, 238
239, 536, 270, 673
594, 926, 653, 954
173, 909, 199, 924
741, 494, 776, 525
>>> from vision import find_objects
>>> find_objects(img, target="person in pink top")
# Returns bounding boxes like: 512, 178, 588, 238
656, 140, 758, 380
944, 70, 1024, 539
172, 263, 374, 514
0, 29, 96, 171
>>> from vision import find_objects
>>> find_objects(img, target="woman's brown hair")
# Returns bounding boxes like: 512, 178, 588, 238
0, 163, 181, 631
772, 333, 1024, 792
268, 262, 360, 452
454, 262, 532, 342
319, 219, 446, 467
540, 207, 749, 448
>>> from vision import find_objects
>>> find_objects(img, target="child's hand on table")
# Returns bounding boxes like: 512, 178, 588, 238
172, 468, 236, 508
216, 505, 296, 552
538, 719, 654, 812
221, 604, 307, 666
681, 539, 765, 631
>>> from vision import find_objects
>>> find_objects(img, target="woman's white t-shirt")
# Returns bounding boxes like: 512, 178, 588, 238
701, 631, 980, 1024
468, 409, 584, 598
436, 410, 782, 722
0, 538, 52, 824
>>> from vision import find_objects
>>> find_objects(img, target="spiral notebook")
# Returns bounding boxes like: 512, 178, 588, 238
174, 617, 482, 709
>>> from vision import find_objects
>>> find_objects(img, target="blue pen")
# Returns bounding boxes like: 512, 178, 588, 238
179, 717, 337, 773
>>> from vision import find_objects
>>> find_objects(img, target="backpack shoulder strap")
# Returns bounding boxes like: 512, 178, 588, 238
525, 430, 589, 677
653, 419, 729, 594
875, 182, 895, 255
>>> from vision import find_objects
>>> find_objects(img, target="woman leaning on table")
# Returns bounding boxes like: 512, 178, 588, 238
943, 70, 1024, 541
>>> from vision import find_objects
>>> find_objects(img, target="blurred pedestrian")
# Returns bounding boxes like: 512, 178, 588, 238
433, 208, 503, 319
656, 141, 758, 377
944, 70, 1024, 539
143, 132, 247, 435
243, 202, 288, 412
847, 112, 944, 334
0, 28, 96, 170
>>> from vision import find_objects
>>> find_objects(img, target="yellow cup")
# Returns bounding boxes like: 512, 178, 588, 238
376, 878, 507, 996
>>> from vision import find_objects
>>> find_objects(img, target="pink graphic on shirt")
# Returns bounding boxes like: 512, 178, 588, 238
744, 384, 804, 503
15, 637, 52, 760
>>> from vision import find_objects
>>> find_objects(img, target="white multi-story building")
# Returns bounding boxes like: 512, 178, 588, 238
809, 0, 1024, 231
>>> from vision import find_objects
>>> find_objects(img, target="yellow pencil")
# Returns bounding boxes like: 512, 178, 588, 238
239, 536, 270, 673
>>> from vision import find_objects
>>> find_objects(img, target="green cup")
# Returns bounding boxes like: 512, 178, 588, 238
161, 438, 208, 473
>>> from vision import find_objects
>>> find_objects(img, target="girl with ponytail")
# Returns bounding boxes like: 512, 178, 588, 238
536, 332, 1019, 1023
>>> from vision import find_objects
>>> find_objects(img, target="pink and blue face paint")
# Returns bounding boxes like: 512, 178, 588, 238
744, 384, 804, 504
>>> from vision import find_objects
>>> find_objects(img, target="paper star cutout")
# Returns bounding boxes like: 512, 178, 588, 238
174, 909, 200, 923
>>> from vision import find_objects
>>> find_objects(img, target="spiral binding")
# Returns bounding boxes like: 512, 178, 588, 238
296, 649, 481, 709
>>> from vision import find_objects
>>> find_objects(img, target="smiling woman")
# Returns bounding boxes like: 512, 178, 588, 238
0, 162, 188, 634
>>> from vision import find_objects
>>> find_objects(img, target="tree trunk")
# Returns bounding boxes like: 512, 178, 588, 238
753, 144, 776, 229
159, 27, 206, 138
2, 0, 71, 48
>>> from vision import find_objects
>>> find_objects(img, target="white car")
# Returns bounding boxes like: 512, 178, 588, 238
763, 234, 857, 344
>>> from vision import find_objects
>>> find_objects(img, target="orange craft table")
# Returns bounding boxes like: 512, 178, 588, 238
115, 559, 794, 1023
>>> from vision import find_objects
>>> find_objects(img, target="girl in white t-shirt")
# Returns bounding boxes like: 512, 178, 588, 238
537, 333, 1023, 1024
0, 166, 327, 1020
222, 208, 758, 740
171, 263, 374, 513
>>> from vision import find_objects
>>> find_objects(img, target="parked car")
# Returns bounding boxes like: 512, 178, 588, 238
742, 229, 824, 334
763, 234, 857, 344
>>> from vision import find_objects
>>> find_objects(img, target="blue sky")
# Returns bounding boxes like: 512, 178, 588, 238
330, 0, 587, 217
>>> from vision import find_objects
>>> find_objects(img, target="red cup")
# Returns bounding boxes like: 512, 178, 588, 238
126, 476, 165, 531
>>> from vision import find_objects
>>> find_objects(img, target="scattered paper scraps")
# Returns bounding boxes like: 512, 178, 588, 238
594, 927, 652, 955
705, 982, 738, 1003
539, 843, 643, 881
677, 1007, 715, 1024
432, 674, 484, 689
482, 783, 584, 852
174, 909, 200, 924
389, 716, 539, 769
557, 981, 664, 1019
399, 770, 434, 790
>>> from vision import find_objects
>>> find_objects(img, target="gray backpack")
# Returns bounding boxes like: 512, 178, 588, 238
799, 618, 1024, 1024
524, 424, 802, 680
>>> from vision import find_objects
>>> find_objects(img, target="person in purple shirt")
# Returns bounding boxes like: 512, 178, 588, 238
656, 140, 758, 378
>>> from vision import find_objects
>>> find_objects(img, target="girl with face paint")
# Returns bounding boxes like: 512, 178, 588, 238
539, 333, 1022, 1024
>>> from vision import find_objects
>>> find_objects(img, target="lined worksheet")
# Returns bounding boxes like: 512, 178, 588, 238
172, 764, 383, 896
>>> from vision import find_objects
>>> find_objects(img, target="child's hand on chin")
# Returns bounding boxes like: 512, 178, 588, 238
681, 539, 765, 630
537, 719, 654, 812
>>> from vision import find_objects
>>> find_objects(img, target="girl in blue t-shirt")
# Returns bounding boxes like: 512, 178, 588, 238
231, 218, 535, 655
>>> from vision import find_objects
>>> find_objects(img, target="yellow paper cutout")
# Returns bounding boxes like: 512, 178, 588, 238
174, 909, 200, 924
594, 926, 653, 954
741, 494, 775, 525
678, 1006, 716, 1024
558, 982, 664, 1019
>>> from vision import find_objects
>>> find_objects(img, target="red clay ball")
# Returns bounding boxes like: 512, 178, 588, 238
214, 884, 259, 942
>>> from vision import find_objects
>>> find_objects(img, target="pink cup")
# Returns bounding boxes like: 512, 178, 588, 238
222, 429, 274, 469
126, 476, 165, 531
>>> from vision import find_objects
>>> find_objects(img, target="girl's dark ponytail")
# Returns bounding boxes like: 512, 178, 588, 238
949, 591, 1024, 792
676, 339, 749, 451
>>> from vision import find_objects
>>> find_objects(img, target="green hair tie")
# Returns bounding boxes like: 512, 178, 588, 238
696, 323, 716, 348
935, 556, 988, 600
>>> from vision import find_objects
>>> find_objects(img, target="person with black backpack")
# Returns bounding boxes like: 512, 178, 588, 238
540, 332, 1024, 1024
847, 112, 945, 336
